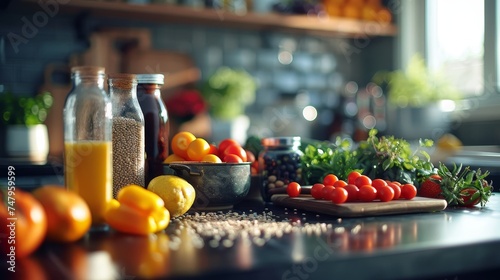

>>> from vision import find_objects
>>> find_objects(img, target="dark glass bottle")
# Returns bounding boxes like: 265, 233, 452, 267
136, 74, 170, 186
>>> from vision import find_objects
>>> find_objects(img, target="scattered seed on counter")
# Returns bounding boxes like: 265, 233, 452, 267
167, 210, 335, 250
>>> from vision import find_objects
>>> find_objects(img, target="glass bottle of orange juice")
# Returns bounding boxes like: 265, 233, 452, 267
63, 66, 112, 228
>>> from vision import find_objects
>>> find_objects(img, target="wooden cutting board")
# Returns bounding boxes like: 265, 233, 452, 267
271, 195, 447, 217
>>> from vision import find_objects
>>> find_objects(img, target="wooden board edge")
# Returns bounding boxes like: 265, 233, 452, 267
271, 194, 448, 218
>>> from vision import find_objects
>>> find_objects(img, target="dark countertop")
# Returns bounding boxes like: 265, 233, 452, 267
2, 195, 500, 280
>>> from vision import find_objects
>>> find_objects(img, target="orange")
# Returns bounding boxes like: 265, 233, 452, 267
171, 131, 196, 159
0, 189, 47, 258
342, 3, 361, 19
32, 185, 91, 242
376, 7, 392, 23
186, 138, 211, 161
164, 153, 186, 163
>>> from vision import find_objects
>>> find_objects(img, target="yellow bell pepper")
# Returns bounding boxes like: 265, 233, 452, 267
105, 185, 170, 235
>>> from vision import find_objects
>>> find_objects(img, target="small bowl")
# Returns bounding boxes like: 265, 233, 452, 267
163, 162, 251, 211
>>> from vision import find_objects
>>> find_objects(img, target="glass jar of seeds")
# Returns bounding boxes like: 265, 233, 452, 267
259, 137, 303, 202
108, 74, 145, 197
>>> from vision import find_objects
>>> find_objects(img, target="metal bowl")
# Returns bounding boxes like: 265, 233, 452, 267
163, 162, 251, 211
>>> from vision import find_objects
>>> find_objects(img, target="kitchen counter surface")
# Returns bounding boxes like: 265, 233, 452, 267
2, 194, 500, 280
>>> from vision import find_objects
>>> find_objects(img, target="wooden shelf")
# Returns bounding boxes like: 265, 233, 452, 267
29, 0, 397, 38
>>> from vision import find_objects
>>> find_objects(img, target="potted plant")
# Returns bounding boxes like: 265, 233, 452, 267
0, 89, 53, 163
200, 67, 257, 144
372, 53, 462, 140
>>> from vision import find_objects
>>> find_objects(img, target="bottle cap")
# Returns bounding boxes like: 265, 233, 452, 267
261, 137, 301, 147
136, 74, 164, 85
71, 66, 105, 76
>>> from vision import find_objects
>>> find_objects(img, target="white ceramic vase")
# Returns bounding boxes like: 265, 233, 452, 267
5, 124, 49, 163
210, 115, 250, 145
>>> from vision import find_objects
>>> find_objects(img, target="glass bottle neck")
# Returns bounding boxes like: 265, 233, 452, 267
109, 80, 138, 98
137, 84, 161, 97
73, 74, 105, 88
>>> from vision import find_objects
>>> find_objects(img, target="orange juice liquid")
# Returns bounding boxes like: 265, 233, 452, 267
64, 141, 112, 226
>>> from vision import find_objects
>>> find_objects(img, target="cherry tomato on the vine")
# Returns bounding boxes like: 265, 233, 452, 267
287, 182, 301, 197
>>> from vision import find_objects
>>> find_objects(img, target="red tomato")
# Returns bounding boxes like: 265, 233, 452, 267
311, 183, 325, 200
321, 185, 336, 200
333, 180, 347, 188
331, 187, 348, 204
358, 185, 377, 202
287, 182, 301, 197
460, 188, 480, 207
245, 150, 256, 163
371, 179, 388, 190
222, 144, 248, 162
377, 185, 395, 202
387, 182, 401, 200
344, 184, 360, 202
208, 143, 219, 155
250, 161, 259, 175
323, 174, 339, 186
347, 171, 362, 185
400, 184, 417, 200
224, 154, 243, 163
355, 175, 372, 188
218, 139, 240, 155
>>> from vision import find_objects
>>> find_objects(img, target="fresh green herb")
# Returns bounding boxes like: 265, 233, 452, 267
300, 137, 359, 184
0, 90, 53, 126
437, 162, 493, 207
355, 129, 435, 184
201, 67, 256, 120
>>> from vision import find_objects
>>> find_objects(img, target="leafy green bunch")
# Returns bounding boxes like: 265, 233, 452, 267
201, 67, 256, 120
300, 129, 436, 185
0, 91, 53, 126
355, 129, 436, 184
300, 137, 360, 184
436, 163, 493, 207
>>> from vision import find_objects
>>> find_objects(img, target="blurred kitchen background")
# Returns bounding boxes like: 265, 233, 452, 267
1, 0, 499, 169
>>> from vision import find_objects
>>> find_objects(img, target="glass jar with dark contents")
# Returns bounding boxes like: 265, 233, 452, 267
136, 74, 170, 186
259, 137, 303, 202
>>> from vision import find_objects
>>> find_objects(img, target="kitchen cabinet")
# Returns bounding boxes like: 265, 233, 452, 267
25, 0, 397, 38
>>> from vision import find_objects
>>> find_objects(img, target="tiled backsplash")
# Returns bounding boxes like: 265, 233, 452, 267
1, 3, 393, 141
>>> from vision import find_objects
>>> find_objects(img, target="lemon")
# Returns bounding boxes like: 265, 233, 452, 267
147, 175, 196, 217
437, 133, 463, 151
